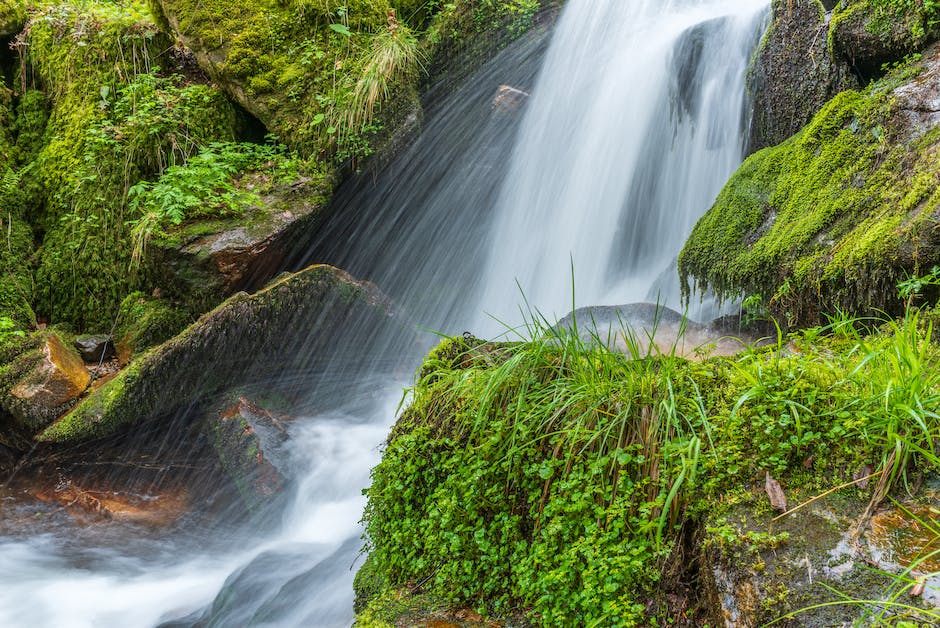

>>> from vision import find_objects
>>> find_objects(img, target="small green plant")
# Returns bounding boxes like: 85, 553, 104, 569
741, 293, 768, 327
0, 315, 24, 340
898, 265, 940, 309
344, 9, 425, 133
127, 141, 300, 264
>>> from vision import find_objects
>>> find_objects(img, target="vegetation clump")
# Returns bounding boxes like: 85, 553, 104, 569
360, 308, 940, 625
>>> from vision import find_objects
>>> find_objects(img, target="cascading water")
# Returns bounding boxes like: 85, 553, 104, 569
475, 0, 768, 329
0, 0, 767, 626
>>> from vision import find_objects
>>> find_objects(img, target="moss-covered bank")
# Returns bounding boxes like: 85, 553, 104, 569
359, 312, 940, 625
681, 49, 940, 325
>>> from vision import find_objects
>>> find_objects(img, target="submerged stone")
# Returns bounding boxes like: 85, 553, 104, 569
205, 396, 288, 512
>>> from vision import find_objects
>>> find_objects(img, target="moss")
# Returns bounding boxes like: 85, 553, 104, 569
0, 0, 26, 36
113, 291, 191, 358
680, 56, 940, 325
828, 0, 932, 80
17, 3, 245, 330
153, 0, 421, 158
360, 316, 940, 625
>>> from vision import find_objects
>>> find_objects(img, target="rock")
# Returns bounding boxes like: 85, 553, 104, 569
829, 0, 933, 80
112, 292, 192, 364
3, 333, 90, 440
146, 176, 333, 314
492, 84, 529, 112
746, 0, 858, 154
29, 479, 190, 527
680, 46, 940, 325
37, 264, 410, 444
554, 303, 767, 358
205, 396, 288, 511
701, 490, 940, 626
73, 334, 115, 363
148, 1, 421, 156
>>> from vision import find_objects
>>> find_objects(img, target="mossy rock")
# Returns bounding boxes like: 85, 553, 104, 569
149, 0, 424, 157
680, 48, 940, 325
204, 396, 288, 512
746, 0, 858, 154
829, 0, 932, 80
144, 169, 333, 314
113, 291, 192, 362
37, 264, 409, 444
0, 331, 90, 449
700, 489, 940, 625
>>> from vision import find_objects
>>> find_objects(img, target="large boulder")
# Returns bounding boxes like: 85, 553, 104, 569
680, 47, 940, 325
746, 0, 858, 154
37, 264, 409, 444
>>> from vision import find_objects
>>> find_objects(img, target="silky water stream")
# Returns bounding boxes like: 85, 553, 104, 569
0, 0, 768, 625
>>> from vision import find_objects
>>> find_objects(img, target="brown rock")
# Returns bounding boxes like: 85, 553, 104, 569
206, 397, 288, 511
7, 334, 90, 434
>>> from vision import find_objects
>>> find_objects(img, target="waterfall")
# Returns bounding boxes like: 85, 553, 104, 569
0, 0, 768, 626
475, 0, 769, 329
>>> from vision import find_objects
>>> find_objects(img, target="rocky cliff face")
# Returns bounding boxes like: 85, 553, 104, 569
746, 0, 856, 154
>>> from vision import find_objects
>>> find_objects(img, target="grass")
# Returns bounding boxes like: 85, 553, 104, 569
344, 9, 425, 133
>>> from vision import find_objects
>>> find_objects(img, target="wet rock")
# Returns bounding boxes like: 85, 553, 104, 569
28, 478, 190, 527
38, 264, 410, 444
73, 334, 115, 363
205, 397, 288, 511
554, 303, 766, 358
146, 176, 332, 315
2, 334, 90, 441
701, 491, 940, 626
746, 0, 858, 154
680, 46, 940, 325
492, 84, 529, 112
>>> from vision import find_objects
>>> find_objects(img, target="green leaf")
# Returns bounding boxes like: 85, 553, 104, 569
329, 23, 351, 38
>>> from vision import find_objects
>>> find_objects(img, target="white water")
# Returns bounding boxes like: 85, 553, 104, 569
0, 0, 767, 625
477, 0, 767, 329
